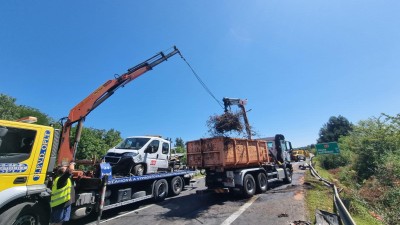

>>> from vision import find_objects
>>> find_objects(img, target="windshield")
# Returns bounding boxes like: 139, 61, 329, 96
115, 137, 151, 150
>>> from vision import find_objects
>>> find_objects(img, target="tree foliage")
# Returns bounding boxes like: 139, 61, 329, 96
0, 94, 18, 120
174, 137, 185, 149
0, 93, 53, 125
318, 115, 353, 143
340, 114, 400, 182
173, 137, 186, 165
338, 113, 400, 224
73, 127, 123, 160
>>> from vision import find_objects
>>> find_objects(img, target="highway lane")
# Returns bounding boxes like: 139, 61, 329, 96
69, 162, 308, 225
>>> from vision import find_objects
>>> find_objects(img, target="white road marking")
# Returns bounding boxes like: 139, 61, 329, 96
220, 195, 260, 225
89, 204, 155, 224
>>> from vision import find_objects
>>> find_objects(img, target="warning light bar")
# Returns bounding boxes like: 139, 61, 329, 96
16, 116, 38, 124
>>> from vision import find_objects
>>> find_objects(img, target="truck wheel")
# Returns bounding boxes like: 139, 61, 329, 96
242, 174, 256, 198
133, 164, 145, 176
283, 166, 293, 184
0, 202, 48, 225
256, 172, 268, 193
169, 176, 184, 196
154, 179, 168, 202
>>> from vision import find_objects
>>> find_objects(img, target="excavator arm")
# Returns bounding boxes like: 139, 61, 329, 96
222, 97, 252, 140
57, 47, 180, 166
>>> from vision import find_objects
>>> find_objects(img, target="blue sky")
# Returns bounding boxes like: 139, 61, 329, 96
1, 1, 399, 147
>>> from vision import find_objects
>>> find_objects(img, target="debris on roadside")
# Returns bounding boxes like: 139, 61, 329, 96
278, 213, 289, 218
315, 209, 339, 225
299, 163, 310, 170
290, 221, 311, 225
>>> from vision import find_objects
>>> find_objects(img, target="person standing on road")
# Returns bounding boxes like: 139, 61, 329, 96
50, 162, 75, 225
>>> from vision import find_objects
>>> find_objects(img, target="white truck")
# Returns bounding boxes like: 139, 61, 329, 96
104, 136, 175, 176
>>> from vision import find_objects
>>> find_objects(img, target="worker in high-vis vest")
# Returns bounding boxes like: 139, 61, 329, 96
50, 162, 75, 225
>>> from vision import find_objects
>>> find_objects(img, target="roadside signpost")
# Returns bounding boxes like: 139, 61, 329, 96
316, 142, 340, 155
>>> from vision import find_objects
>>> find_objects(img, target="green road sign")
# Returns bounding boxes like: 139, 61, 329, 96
316, 142, 340, 155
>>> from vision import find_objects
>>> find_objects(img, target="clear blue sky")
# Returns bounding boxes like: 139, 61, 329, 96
1, 1, 399, 147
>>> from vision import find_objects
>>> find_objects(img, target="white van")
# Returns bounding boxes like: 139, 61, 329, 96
104, 136, 170, 176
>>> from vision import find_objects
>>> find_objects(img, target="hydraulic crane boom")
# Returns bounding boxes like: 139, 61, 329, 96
57, 46, 180, 166
222, 97, 252, 140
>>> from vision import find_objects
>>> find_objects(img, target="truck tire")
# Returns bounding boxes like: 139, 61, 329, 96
133, 164, 145, 176
283, 165, 293, 184
0, 202, 48, 225
242, 174, 256, 198
169, 176, 183, 196
154, 179, 168, 202
256, 172, 268, 193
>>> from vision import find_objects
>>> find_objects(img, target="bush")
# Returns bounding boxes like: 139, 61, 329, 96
318, 153, 350, 170
380, 187, 400, 225
376, 153, 400, 187
338, 166, 358, 188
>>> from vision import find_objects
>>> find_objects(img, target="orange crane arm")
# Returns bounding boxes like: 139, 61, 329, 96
57, 47, 180, 166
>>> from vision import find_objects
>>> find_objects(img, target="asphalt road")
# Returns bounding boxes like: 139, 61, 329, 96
69, 162, 308, 225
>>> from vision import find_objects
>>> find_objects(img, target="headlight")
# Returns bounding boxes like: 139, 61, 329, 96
133, 154, 142, 163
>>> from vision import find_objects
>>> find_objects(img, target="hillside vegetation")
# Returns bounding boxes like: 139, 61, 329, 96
316, 114, 400, 225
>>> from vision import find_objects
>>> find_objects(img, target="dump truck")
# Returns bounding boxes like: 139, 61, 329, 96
186, 98, 293, 197
0, 46, 193, 225
187, 135, 293, 197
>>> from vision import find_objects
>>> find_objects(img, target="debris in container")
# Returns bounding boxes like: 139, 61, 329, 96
206, 97, 258, 139
206, 111, 244, 136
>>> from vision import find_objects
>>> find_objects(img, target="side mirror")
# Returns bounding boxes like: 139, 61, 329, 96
145, 146, 153, 153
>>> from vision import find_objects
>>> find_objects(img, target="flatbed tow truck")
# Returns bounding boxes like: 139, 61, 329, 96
0, 46, 192, 225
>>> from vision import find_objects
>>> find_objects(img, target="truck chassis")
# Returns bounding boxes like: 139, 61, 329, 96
204, 164, 292, 197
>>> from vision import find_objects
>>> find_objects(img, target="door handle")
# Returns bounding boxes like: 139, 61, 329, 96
14, 177, 27, 184
156, 154, 159, 159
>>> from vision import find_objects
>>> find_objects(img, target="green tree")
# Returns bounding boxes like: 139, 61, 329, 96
318, 115, 353, 143
0, 94, 53, 125
173, 137, 186, 164
73, 127, 123, 161
103, 129, 123, 148
0, 94, 19, 120
175, 137, 185, 148
341, 114, 400, 182
17, 105, 53, 125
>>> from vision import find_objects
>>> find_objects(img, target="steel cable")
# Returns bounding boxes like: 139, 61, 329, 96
177, 51, 224, 109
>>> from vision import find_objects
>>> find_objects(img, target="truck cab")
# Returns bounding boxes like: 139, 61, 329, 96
0, 119, 58, 225
104, 136, 170, 176
258, 134, 292, 163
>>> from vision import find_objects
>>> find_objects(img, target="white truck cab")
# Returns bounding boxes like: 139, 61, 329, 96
104, 136, 170, 176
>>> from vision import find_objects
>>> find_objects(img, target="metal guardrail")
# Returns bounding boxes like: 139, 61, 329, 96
309, 156, 357, 225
